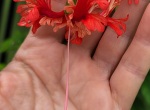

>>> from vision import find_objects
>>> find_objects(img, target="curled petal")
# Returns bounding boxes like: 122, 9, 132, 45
25, 6, 39, 22
17, 18, 30, 26
82, 14, 107, 32
52, 18, 64, 25
15, 0, 66, 34
107, 15, 129, 36
67, 21, 91, 39
65, 21, 91, 44
16, 4, 35, 16
37, 0, 64, 18
39, 16, 50, 25
17, 6, 40, 34
39, 16, 63, 26
32, 19, 41, 33
53, 23, 67, 32
91, 0, 109, 10
73, 0, 93, 21
75, 22, 91, 38
16, 5, 29, 13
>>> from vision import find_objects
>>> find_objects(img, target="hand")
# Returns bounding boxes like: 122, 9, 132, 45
0, 0, 150, 110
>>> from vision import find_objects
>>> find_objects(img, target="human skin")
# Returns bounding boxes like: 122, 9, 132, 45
0, 0, 150, 110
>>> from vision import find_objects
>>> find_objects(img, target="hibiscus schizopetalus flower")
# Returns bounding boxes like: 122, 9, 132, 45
14, 0, 131, 44
14, 0, 65, 33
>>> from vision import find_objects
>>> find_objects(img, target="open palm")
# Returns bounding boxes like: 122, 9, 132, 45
0, 0, 150, 110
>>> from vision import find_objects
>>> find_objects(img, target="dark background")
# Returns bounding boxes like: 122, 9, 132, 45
0, 0, 150, 109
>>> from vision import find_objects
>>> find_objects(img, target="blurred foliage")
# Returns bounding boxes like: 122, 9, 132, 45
0, 0, 150, 110
0, 0, 29, 70
132, 72, 150, 110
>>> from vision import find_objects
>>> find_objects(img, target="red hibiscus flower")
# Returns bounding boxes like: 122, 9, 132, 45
14, 0, 129, 44
64, 0, 129, 44
14, 0, 65, 33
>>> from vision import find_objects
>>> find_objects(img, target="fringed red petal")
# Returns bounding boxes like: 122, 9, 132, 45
82, 14, 107, 32
36, 0, 65, 18
25, 7, 39, 21
16, 0, 65, 34
32, 18, 41, 33
107, 15, 129, 36
73, 0, 93, 21
17, 6, 40, 27
91, 0, 109, 10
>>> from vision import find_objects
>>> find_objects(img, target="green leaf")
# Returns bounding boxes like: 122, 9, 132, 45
5, 4, 29, 62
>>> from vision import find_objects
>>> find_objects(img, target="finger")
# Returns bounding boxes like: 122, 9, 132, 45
29, 26, 66, 43
110, 4, 150, 109
28, 0, 67, 43
80, 32, 103, 55
93, 0, 149, 78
